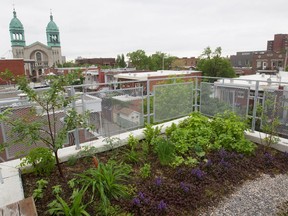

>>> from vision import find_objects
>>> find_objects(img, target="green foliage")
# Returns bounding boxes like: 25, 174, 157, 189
116, 54, 127, 68
197, 46, 235, 78
127, 50, 149, 70
2, 71, 92, 177
47, 186, 90, 216
67, 155, 78, 166
127, 50, 175, 70
171, 112, 213, 155
165, 123, 178, 138
143, 124, 162, 146
140, 163, 151, 179
171, 156, 198, 167
77, 160, 132, 211
103, 137, 120, 150
0, 69, 15, 84
20, 147, 55, 176
153, 137, 175, 166
123, 134, 140, 163
261, 91, 281, 147
33, 179, 48, 201
77, 146, 97, 159
52, 185, 63, 195
211, 111, 256, 154
68, 178, 76, 189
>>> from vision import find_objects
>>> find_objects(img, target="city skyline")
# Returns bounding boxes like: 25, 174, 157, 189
1, 0, 288, 61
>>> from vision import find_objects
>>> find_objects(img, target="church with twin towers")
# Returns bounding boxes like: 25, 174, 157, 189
9, 8, 64, 76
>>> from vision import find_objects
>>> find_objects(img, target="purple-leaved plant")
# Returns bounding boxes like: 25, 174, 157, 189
219, 148, 228, 158
191, 168, 205, 180
138, 192, 145, 200
264, 152, 274, 161
219, 158, 230, 168
180, 182, 189, 193
155, 177, 162, 186
157, 200, 167, 212
205, 159, 212, 167
132, 197, 141, 207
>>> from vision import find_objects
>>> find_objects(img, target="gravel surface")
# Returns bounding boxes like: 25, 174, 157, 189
200, 174, 288, 216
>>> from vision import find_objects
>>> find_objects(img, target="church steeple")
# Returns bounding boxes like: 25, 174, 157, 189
46, 11, 60, 47
9, 8, 26, 47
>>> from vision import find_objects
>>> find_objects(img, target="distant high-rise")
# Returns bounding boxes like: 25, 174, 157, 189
267, 34, 288, 53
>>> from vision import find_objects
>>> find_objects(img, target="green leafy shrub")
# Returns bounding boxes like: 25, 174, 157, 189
140, 163, 151, 178
143, 124, 162, 146
152, 137, 175, 165
67, 155, 78, 166
170, 112, 213, 155
33, 179, 48, 201
77, 160, 132, 211
211, 111, 256, 154
124, 134, 140, 164
52, 185, 63, 195
47, 186, 90, 216
165, 122, 177, 138
20, 147, 55, 176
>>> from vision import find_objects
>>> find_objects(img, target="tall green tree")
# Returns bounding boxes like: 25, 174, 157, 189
1, 72, 91, 177
116, 54, 127, 68
127, 50, 149, 70
149, 52, 176, 71
197, 47, 235, 78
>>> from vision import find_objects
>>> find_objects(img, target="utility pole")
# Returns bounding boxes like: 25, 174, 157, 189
284, 48, 288, 71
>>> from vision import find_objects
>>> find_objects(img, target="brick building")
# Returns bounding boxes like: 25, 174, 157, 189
0, 59, 25, 85
230, 34, 288, 73
171, 57, 197, 70
75, 57, 116, 67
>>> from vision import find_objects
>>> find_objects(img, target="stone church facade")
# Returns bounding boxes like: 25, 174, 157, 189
9, 9, 64, 79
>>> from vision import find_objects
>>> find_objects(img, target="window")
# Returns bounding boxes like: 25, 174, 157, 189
36, 52, 42, 62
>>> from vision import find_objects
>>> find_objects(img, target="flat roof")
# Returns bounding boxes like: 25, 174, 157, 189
215, 71, 288, 90
114, 70, 201, 81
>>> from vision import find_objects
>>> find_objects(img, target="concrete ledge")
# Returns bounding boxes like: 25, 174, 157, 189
245, 131, 288, 153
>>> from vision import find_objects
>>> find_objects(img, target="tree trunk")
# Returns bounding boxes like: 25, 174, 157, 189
54, 150, 64, 178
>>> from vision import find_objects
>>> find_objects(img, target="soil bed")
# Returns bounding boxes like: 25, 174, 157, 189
22, 145, 288, 215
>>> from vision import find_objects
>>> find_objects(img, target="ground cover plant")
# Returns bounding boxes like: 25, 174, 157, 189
21, 112, 288, 215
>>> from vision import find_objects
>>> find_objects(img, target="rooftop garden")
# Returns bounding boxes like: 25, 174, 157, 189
21, 112, 288, 215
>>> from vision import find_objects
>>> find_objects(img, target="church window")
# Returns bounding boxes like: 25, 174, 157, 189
36, 52, 42, 62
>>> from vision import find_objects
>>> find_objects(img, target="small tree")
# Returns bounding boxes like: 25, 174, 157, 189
197, 46, 236, 78
2, 72, 91, 177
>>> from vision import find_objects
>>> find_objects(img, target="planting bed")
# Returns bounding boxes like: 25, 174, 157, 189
21, 112, 288, 215
22, 144, 288, 215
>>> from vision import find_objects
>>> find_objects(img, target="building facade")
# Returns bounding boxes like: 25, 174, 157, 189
9, 9, 64, 79
230, 34, 288, 73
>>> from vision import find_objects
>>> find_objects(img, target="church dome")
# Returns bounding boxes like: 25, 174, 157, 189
9, 10, 24, 30
46, 14, 59, 32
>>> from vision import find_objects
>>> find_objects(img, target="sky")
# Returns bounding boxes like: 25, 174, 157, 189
1, 0, 288, 61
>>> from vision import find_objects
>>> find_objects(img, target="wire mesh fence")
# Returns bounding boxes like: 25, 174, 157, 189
153, 82, 194, 123
200, 82, 250, 118
262, 89, 288, 137
1, 76, 288, 161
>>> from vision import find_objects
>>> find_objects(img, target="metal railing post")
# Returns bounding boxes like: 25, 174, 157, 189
251, 81, 259, 132
0, 167, 3, 184
147, 80, 151, 124
194, 77, 198, 112
71, 86, 81, 149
